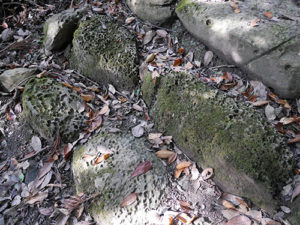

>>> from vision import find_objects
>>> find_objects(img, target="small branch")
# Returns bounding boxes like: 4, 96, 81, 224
19, 146, 50, 162
207, 65, 236, 70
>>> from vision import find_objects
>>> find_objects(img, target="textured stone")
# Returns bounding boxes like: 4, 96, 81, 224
0, 68, 37, 92
142, 71, 294, 212
72, 130, 169, 225
126, 0, 175, 25
43, 6, 88, 51
176, 0, 300, 98
70, 15, 139, 90
22, 77, 88, 143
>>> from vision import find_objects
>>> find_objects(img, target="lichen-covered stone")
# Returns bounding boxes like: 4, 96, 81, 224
70, 15, 139, 90
175, 0, 300, 98
0, 68, 36, 92
126, 0, 175, 25
72, 130, 169, 225
142, 72, 294, 212
43, 6, 89, 51
22, 77, 88, 143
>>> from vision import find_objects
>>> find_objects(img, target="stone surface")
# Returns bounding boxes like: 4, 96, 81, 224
142, 71, 294, 212
70, 15, 139, 90
288, 193, 300, 224
43, 6, 88, 51
176, 0, 300, 98
72, 130, 169, 225
126, 0, 175, 25
22, 77, 88, 143
0, 68, 37, 92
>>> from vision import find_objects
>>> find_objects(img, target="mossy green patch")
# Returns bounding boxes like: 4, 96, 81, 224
70, 15, 138, 90
142, 72, 294, 211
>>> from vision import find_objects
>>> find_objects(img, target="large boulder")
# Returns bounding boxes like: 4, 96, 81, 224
126, 0, 175, 25
43, 6, 89, 51
0, 68, 36, 92
22, 77, 88, 143
142, 72, 294, 212
175, 0, 300, 99
72, 130, 169, 225
70, 15, 139, 90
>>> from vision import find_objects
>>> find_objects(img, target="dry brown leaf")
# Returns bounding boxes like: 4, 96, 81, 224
264, 11, 273, 19
222, 199, 236, 210
130, 161, 152, 179
178, 48, 185, 54
176, 161, 192, 170
148, 133, 162, 140
229, 1, 241, 13
62, 82, 73, 88
94, 153, 110, 165
81, 94, 93, 102
133, 104, 143, 112
155, 150, 174, 159
99, 104, 109, 115
121, 193, 137, 207
251, 18, 260, 27
168, 152, 177, 165
145, 53, 156, 63
25, 191, 48, 204
252, 100, 270, 106
288, 135, 300, 144
174, 168, 183, 179
204, 51, 213, 66
280, 117, 295, 125
173, 58, 182, 67
156, 29, 168, 38
179, 201, 191, 211
201, 168, 214, 180
226, 215, 251, 225
125, 17, 135, 24
38, 161, 54, 179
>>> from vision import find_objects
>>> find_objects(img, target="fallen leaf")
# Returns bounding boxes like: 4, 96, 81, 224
204, 51, 213, 66
143, 30, 155, 45
155, 150, 174, 159
94, 154, 110, 164
99, 104, 109, 115
280, 117, 296, 125
133, 104, 143, 111
185, 62, 194, 70
275, 122, 286, 134
246, 210, 262, 222
2, 21, 8, 29
179, 201, 191, 211
39, 207, 54, 216
64, 143, 73, 160
277, 99, 291, 109
226, 215, 251, 225
264, 11, 273, 19
31, 136, 42, 152
252, 100, 270, 107
156, 29, 168, 38
173, 58, 182, 67
176, 161, 192, 170
222, 199, 236, 210
288, 135, 300, 144
178, 48, 184, 54
201, 168, 214, 180
261, 218, 281, 225
174, 168, 183, 179
146, 53, 156, 63
265, 105, 276, 120
25, 192, 48, 204
6, 108, 16, 121
168, 152, 177, 165
108, 84, 116, 94
38, 161, 54, 179
125, 17, 135, 24
121, 193, 138, 207
220, 83, 236, 91
251, 18, 260, 27
81, 94, 93, 102
14, 103, 22, 114
132, 124, 144, 137
148, 133, 162, 140
62, 82, 73, 88
229, 1, 241, 13
130, 161, 152, 179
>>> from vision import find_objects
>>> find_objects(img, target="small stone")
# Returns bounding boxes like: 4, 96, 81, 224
1, 28, 14, 42
11, 195, 21, 206
280, 206, 291, 214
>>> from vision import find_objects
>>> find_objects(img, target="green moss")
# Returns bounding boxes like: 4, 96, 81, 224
141, 72, 160, 107
146, 72, 294, 211
176, 0, 200, 12
70, 15, 138, 90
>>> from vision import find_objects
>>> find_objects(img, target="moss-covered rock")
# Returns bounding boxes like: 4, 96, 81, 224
72, 130, 169, 225
142, 72, 294, 212
22, 77, 88, 143
70, 15, 139, 90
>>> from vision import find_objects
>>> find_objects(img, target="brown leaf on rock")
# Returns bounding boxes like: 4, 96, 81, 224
130, 161, 152, 179
168, 152, 177, 165
222, 199, 236, 210
145, 53, 156, 63
94, 154, 110, 165
251, 18, 260, 27
226, 215, 251, 225
62, 82, 73, 88
155, 150, 174, 159
229, 1, 241, 13
176, 161, 192, 170
173, 58, 182, 67
288, 135, 300, 144
81, 94, 93, 102
201, 168, 214, 180
125, 17, 135, 24
264, 11, 273, 19
220, 83, 237, 91
148, 133, 162, 140
178, 48, 185, 54
121, 193, 137, 207
174, 168, 183, 179
99, 104, 109, 115
179, 201, 191, 211
252, 100, 270, 107
38, 161, 54, 179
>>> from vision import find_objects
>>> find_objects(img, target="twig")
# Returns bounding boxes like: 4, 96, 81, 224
47, 183, 67, 188
19, 146, 50, 162
207, 65, 236, 70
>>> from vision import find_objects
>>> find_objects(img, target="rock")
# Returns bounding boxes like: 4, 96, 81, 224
72, 130, 169, 225
176, 0, 300, 98
288, 195, 300, 225
22, 77, 88, 143
142, 72, 294, 212
126, 0, 175, 25
1, 28, 14, 42
0, 68, 37, 92
43, 6, 89, 51
70, 15, 138, 90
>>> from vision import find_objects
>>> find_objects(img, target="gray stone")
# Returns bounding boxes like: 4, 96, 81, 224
0, 68, 37, 92
142, 71, 294, 212
1, 28, 14, 42
43, 6, 89, 51
176, 0, 300, 98
126, 0, 175, 25
22, 77, 88, 143
70, 15, 139, 90
72, 131, 169, 225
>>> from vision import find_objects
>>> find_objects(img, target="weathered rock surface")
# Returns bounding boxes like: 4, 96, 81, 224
72, 130, 169, 225
0, 68, 37, 92
43, 6, 88, 51
22, 77, 88, 143
126, 0, 175, 25
142, 72, 294, 212
176, 0, 300, 98
70, 15, 139, 90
